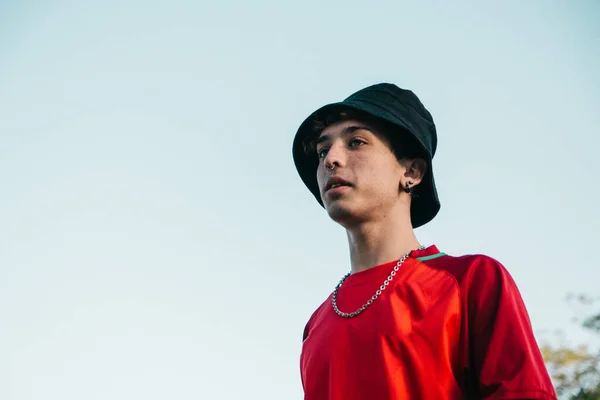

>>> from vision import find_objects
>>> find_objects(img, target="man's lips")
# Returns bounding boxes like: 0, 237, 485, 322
324, 177, 352, 193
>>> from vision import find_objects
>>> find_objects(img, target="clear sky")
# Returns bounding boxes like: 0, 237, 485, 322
1, 1, 598, 399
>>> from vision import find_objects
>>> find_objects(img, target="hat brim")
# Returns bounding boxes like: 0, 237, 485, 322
292, 101, 440, 228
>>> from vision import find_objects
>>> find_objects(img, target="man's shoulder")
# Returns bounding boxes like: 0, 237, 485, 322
302, 296, 331, 342
419, 251, 511, 289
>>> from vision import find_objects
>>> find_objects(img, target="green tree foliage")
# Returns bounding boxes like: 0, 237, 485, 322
541, 294, 600, 399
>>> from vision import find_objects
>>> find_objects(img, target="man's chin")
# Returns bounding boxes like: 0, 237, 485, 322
325, 202, 362, 226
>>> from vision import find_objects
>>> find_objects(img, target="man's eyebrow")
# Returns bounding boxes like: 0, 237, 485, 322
316, 125, 373, 146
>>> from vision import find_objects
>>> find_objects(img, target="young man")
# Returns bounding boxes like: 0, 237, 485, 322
292, 83, 557, 400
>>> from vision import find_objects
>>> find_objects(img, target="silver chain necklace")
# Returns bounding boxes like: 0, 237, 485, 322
332, 246, 425, 318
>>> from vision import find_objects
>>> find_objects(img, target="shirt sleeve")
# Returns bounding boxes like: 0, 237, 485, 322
464, 256, 557, 400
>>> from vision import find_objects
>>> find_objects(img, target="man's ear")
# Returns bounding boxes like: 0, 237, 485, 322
403, 158, 427, 186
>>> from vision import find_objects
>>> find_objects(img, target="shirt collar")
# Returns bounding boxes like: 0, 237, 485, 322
410, 245, 441, 260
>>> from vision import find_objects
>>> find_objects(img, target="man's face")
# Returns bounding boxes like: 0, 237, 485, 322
315, 119, 411, 225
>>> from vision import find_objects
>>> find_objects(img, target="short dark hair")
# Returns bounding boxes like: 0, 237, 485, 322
302, 109, 425, 162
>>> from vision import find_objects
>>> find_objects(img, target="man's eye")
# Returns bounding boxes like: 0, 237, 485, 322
349, 139, 366, 147
317, 148, 329, 158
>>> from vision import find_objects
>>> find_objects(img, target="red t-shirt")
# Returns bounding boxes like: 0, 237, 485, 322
300, 246, 556, 400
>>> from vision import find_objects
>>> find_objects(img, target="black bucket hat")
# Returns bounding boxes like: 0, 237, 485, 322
292, 83, 440, 228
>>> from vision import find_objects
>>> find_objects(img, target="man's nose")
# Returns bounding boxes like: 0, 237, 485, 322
324, 143, 347, 170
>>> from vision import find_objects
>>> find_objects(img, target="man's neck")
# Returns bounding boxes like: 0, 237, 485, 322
346, 210, 420, 274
